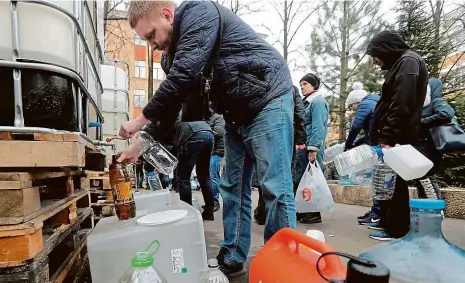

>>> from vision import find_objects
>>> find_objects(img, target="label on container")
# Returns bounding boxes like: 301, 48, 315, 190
113, 181, 133, 201
171, 248, 185, 274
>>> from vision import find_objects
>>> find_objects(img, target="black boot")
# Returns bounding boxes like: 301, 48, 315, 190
300, 212, 322, 224
202, 206, 215, 221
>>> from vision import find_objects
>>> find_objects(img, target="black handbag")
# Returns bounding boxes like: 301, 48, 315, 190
179, 2, 224, 122
429, 117, 465, 153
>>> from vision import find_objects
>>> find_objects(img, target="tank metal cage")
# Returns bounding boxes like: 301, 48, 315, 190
0, 0, 106, 144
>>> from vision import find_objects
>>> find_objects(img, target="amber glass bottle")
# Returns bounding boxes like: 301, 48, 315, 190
109, 155, 136, 220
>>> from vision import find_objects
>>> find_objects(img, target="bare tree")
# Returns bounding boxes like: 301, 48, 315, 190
303, 0, 384, 141
217, 0, 262, 15
263, 0, 320, 64
103, 1, 132, 60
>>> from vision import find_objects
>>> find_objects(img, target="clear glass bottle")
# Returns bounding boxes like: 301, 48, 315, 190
200, 259, 229, 283
134, 131, 178, 175
359, 199, 465, 283
119, 240, 167, 283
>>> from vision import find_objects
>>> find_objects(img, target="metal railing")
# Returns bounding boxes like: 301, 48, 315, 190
1, 0, 106, 143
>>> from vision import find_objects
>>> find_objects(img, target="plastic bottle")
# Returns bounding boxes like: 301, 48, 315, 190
323, 143, 345, 165
350, 167, 374, 186
135, 131, 178, 175
119, 240, 167, 283
359, 199, 465, 283
200, 259, 229, 283
333, 145, 382, 176
109, 155, 136, 220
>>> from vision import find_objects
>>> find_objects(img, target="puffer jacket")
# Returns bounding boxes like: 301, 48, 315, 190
367, 31, 429, 146
293, 85, 306, 146
416, 77, 455, 174
142, 0, 292, 129
207, 112, 225, 157
345, 94, 380, 150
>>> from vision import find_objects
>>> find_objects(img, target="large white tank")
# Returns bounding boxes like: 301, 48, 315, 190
101, 63, 130, 156
0, 0, 104, 139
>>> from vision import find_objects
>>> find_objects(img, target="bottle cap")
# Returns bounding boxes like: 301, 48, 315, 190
346, 257, 389, 283
409, 199, 445, 210
207, 259, 219, 268
131, 252, 154, 268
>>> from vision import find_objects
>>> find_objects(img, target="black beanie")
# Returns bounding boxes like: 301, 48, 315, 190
300, 73, 321, 90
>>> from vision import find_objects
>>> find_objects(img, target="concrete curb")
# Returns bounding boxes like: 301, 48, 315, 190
328, 183, 465, 220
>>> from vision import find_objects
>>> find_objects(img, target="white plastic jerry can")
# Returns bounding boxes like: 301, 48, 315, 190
382, 144, 434, 181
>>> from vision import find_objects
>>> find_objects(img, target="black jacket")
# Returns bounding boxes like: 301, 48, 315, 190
293, 86, 306, 146
367, 31, 429, 146
142, 1, 292, 130
207, 112, 225, 157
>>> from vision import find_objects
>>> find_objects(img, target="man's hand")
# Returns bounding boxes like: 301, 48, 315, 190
308, 151, 317, 162
296, 144, 306, 150
116, 144, 141, 164
119, 115, 150, 139
380, 144, 392, 150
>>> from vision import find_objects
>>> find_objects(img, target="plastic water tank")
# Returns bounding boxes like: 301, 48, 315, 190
101, 64, 130, 155
134, 189, 171, 211
88, 201, 208, 283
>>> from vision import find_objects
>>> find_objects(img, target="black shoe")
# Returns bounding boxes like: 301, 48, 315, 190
202, 206, 215, 221
219, 262, 246, 277
300, 212, 322, 224
214, 201, 220, 212
357, 210, 371, 220
216, 248, 246, 277
297, 212, 304, 221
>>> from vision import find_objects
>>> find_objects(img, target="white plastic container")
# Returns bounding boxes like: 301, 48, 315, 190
134, 189, 170, 211
88, 201, 208, 283
382, 144, 433, 181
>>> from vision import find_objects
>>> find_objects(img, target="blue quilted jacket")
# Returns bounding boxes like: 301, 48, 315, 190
344, 94, 380, 150
142, 0, 292, 128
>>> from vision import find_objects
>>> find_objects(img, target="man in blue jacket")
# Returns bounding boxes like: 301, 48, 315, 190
117, 0, 296, 276
344, 82, 381, 225
294, 73, 329, 224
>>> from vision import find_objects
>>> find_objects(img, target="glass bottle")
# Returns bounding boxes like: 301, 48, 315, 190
109, 155, 136, 220
134, 131, 178, 175
359, 199, 465, 283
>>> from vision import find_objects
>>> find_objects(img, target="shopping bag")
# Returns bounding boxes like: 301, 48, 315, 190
295, 162, 335, 213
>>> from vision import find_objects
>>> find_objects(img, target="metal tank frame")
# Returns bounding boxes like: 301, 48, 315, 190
0, 0, 105, 145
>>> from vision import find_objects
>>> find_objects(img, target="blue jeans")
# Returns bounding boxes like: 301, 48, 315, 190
220, 91, 296, 265
210, 155, 222, 202
176, 131, 215, 208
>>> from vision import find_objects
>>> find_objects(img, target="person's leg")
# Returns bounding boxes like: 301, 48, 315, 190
218, 123, 253, 276
243, 91, 296, 242
176, 143, 199, 206
195, 131, 216, 220
383, 176, 410, 239
209, 154, 222, 210
254, 186, 266, 225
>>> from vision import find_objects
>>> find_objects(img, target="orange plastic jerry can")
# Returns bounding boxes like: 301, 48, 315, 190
249, 228, 346, 283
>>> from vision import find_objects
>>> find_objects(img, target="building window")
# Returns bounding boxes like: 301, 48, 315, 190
153, 63, 165, 80
134, 89, 146, 108
134, 34, 146, 46
134, 60, 146, 78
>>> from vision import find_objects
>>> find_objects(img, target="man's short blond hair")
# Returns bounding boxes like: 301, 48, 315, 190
127, 0, 174, 28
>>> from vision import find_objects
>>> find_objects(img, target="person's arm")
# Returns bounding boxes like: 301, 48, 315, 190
344, 103, 368, 150
211, 115, 225, 140
294, 94, 307, 146
306, 100, 329, 151
379, 57, 420, 146
142, 2, 220, 126
421, 98, 455, 127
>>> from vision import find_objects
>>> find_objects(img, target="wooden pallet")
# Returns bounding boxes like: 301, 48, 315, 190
0, 170, 90, 225
0, 132, 105, 170
0, 209, 93, 283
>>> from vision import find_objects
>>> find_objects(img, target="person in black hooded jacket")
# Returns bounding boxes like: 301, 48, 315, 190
366, 31, 429, 241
